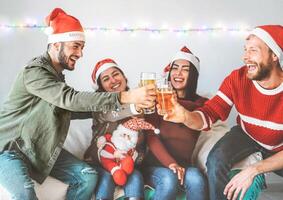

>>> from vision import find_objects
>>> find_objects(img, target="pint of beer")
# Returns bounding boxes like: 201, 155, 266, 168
157, 82, 173, 115
140, 72, 156, 114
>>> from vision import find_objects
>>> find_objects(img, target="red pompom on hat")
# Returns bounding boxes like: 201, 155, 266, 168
162, 63, 171, 77
249, 25, 283, 67
45, 8, 85, 44
91, 58, 120, 84
117, 118, 160, 135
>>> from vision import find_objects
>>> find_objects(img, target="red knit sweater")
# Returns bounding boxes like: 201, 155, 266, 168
198, 66, 283, 152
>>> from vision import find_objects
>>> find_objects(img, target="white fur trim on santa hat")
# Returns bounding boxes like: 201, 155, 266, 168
95, 62, 119, 82
91, 81, 99, 91
116, 124, 138, 136
47, 31, 85, 44
171, 52, 200, 72
250, 28, 283, 67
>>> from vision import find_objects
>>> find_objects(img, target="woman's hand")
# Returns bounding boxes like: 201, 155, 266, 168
168, 163, 185, 185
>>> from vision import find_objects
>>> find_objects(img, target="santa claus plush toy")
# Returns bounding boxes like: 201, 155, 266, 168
97, 118, 159, 186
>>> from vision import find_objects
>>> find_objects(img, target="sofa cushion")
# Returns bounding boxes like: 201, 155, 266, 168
0, 176, 67, 200
64, 119, 93, 160
34, 176, 68, 200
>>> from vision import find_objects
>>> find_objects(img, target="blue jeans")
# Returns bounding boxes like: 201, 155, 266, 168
0, 149, 98, 200
95, 167, 144, 199
145, 166, 208, 200
206, 125, 283, 200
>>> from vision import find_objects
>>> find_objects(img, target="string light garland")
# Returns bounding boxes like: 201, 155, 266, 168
0, 22, 252, 34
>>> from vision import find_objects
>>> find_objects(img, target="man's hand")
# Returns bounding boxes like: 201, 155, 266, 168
157, 94, 204, 130
120, 84, 156, 109
224, 166, 258, 200
157, 95, 187, 124
168, 163, 185, 185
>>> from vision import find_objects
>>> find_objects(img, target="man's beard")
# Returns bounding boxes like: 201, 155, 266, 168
249, 64, 271, 81
58, 44, 73, 71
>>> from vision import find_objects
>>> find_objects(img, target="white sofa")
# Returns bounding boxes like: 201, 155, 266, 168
0, 119, 261, 200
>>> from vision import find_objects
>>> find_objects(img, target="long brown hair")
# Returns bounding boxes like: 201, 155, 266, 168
168, 61, 199, 101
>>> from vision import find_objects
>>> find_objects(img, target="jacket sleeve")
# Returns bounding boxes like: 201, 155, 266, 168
23, 66, 121, 112
96, 104, 141, 122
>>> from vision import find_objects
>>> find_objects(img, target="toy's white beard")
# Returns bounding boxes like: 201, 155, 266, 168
111, 129, 138, 151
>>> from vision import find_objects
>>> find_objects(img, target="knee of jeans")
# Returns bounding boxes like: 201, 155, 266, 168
79, 167, 98, 188
159, 171, 178, 188
99, 170, 113, 183
128, 170, 143, 184
184, 168, 205, 187
206, 146, 227, 171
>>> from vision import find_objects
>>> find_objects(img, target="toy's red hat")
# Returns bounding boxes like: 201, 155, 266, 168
118, 118, 160, 135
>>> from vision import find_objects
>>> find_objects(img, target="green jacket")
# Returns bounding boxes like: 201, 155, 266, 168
0, 52, 121, 183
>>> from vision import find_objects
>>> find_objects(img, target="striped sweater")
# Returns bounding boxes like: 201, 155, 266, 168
198, 66, 283, 152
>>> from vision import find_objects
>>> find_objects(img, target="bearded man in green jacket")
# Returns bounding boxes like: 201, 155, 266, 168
0, 8, 156, 200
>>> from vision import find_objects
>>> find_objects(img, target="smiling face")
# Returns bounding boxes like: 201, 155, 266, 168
99, 67, 127, 92
243, 35, 274, 81
170, 59, 190, 96
57, 41, 84, 71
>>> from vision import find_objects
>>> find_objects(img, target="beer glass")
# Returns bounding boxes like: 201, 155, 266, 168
140, 72, 156, 114
156, 80, 173, 115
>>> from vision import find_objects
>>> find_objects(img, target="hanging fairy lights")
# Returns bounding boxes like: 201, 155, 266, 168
0, 20, 252, 35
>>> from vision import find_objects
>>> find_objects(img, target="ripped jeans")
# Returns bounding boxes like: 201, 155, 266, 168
0, 149, 98, 200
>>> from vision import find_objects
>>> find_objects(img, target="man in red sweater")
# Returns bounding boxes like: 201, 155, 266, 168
159, 25, 283, 200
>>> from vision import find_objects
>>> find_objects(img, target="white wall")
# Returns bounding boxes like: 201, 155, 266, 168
1, 0, 283, 125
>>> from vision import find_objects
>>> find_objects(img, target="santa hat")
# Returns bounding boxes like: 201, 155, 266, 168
117, 118, 160, 135
91, 58, 121, 84
45, 8, 85, 44
249, 25, 283, 67
167, 46, 200, 73
162, 63, 171, 77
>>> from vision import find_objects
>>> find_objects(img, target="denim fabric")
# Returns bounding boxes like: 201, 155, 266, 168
95, 167, 144, 199
50, 149, 98, 200
206, 125, 283, 200
145, 166, 208, 200
0, 151, 37, 200
0, 149, 98, 200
